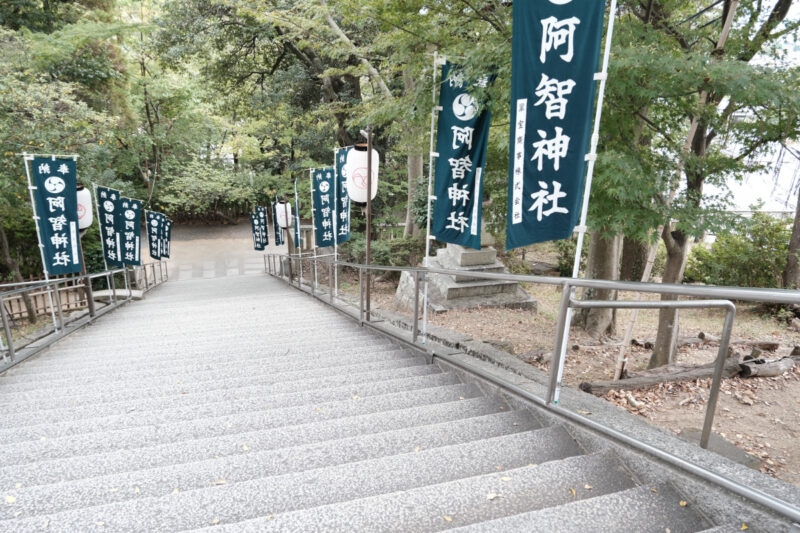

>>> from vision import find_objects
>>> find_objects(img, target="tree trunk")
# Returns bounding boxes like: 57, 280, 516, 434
0, 218, 36, 324
404, 154, 423, 237
783, 189, 800, 288
619, 236, 648, 281
649, 225, 689, 368
578, 231, 620, 339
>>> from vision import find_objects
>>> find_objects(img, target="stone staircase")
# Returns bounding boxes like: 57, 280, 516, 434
0, 275, 762, 531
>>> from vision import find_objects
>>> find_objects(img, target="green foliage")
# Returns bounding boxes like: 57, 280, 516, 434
685, 213, 792, 288
555, 236, 589, 278
340, 233, 425, 267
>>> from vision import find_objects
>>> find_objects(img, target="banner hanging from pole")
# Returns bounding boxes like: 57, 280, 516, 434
96, 186, 124, 267
250, 211, 265, 251
431, 63, 494, 250
119, 197, 142, 266
334, 148, 352, 244
312, 168, 336, 248
30, 157, 83, 275
256, 205, 269, 247
146, 210, 164, 260
163, 218, 172, 258
506, 1, 605, 250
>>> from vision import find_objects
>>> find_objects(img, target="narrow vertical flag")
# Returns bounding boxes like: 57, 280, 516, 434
30, 157, 82, 275
146, 211, 163, 260
334, 148, 352, 244
312, 168, 336, 247
119, 197, 142, 266
256, 206, 269, 246
506, 1, 605, 250
432, 64, 494, 250
250, 212, 265, 251
162, 218, 172, 258
96, 186, 124, 267
292, 179, 302, 249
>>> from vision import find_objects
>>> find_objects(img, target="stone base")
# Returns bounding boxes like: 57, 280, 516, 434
394, 244, 537, 313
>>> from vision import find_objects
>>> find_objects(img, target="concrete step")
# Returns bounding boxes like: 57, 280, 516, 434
0, 428, 586, 531
449, 484, 710, 533
0, 346, 421, 397
190, 450, 635, 533
0, 372, 468, 444
0, 406, 538, 489
0, 364, 448, 429
0, 411, 546, 519
444, 279, 519, 299
0, 383, 487, 466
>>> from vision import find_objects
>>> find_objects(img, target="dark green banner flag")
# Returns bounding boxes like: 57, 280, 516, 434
250, 212, 265, 251
146, 210, 163, 260
506, 1, 605, 250
96, 186, 123, 267
312, 168, 336, 248
272, 198, 285, 246
256, 206, 269, 247
163, 218, 172, 258
432, 63, 493, 250
30, 157, 82, 275
334, 148, 351, 244
119, 197, 142, 266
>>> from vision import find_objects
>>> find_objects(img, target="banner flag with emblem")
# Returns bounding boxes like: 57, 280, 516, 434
312, 168, 336, 248
119, 197, 142, 266
96, 186, 124, 267
334, 148, 352, 244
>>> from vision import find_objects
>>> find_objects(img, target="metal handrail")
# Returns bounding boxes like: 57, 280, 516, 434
0, 261, 169, 370
264, 251, 800, 523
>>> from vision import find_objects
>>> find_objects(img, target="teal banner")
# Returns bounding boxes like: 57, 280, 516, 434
146, 210, 164, 260
256, 205, 269, 247
163, 218, 172, 258
312, 168, 336, 248
96, 185, 123, 267
250, 213, 265, 251
272, 198, 285, 246
30, 157, 82, 275
506, 1, 605, 250
334, 148, 351, 244
119, 197, 142, 266
432, 63, 493, 250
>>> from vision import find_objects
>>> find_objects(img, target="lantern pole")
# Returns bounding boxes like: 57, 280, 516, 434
364, 126, 373, 321
22, 154, 59, 332
76, 182, 96, 318
309, 169, 318, 291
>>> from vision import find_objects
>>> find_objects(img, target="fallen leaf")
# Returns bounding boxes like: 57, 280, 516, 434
96, 521, 105, 526
486, 493, 500, 500
211, 518, 220, 525
4, 495, 16, 504
569, 487, 576, 498
134, 486, 141, 494
214, 479, 227, 485
172, 488, 179, 494
267, 515, 274, 520
501, 477, 512, 482
414, 446, 421, 453
651, 488, 658, 493
577, 409, 592, 415
443, 516, 453, 522
14, 483, 21, 489
584, 484, 593, 490
352, 395, 361, 400
242, 444, 249, 452
679, 501, 687, 507
109, 488, 118, 493
43, 519, 49, 528
741, 524, 748, 530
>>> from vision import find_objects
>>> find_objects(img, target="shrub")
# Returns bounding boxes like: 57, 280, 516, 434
685, 213, 791, 288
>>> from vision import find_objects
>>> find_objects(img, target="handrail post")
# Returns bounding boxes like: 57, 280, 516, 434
359, 267, 364, 325
311, 257, 316, 297
547, 282, 572, 404
0, 296, 15, 362
700, 303, 736, 449
108, 272, 116, 304
328, 260, 334, 304
412, 270, 420, 343
124, 266, 131, 300
143, 265, 149, 292
51, 281, 65, 332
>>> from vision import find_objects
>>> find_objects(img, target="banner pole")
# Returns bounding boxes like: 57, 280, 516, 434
309, 169, 318, 290
333, 149, 339, 297
22, 154, 58, 332
552, 0, 618, 405
422, 51, 444, 345
294, 180, 303, 288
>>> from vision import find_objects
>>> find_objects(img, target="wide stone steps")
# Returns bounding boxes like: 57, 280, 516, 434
0, 274, 745, 531
0, 366, 452, 429
448, 484, 710, 533
195, 451, 636, 532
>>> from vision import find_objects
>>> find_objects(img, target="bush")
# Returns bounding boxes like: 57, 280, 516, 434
685, 213, 791, 288
555, 235, 588, 277
340, 233, 426, 267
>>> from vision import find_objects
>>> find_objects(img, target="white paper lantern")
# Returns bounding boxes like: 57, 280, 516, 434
76, 186, 93, 230
275, 202, 293, 228
344, 147, 379, 203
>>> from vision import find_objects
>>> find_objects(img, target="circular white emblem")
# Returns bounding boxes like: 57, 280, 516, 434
151, 219, 159, 227
319, 181, 330, 193
103, 200, 115, 213
44, 176, 66, 194
453, 93, 478, 121
124, 209, 136, 220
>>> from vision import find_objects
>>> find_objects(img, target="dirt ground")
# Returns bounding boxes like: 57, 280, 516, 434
366, 274, 800, 487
